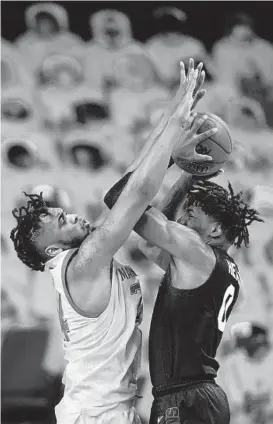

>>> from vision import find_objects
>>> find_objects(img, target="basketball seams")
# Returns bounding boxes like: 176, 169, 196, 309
198, 113, 232, 154
174, 113, 233, 175
198, 137, 231, 156
178, 159, 226, 165
207, 115, 232, 154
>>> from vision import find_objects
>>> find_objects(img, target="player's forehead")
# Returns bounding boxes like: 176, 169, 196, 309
185, 203, 203, 215
42, 207, 62, 217
38, 207, 63, 225
186, 204, 213, 221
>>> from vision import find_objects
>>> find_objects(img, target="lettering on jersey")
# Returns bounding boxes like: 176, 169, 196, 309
136, 297, 143, 325
130, 281, 141, 295
227, 260, 241, 283
57, 293, 70, 342
117, 266, 137, 282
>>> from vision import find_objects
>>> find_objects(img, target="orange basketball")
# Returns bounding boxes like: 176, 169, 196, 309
173, 113, 233, 176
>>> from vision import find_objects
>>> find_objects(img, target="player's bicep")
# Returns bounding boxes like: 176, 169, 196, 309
138, 239, 170, 271
72, 194, 150, 278
135, 208, 209, 263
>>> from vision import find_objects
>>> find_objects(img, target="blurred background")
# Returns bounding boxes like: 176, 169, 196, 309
1, 2, 273, 423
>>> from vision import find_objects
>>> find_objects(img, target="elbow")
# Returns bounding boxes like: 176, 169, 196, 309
138, 239, 149, 252
138, 239, 153, 259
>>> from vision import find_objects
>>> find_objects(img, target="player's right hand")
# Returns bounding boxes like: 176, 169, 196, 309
172, 113, 218, 163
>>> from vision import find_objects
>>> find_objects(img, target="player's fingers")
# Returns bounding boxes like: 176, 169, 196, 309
192, 175, 207, 186
183, 118, 193, 130
197, 61, 203, 73
196, 127, 218, 142
194, 152, 213, 162
190, 181, 208, 192
190, 185, 207, 193
186, 112, 197, 129
192, 179, 207, 186
187, 58, 194, 78
187, 69, 198, 94
191, 89, 206, 110
179, 61, 186, 87
190, 114, 207, 134
196, 70, 206, 92
195, 62, 203, 87
194, 67, 205, 96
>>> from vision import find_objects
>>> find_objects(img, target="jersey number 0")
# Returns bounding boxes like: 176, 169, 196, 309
218, 284, 235, 332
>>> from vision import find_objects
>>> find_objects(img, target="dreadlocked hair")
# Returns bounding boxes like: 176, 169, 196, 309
10, 192, 49, 271
186, 181, 264, 248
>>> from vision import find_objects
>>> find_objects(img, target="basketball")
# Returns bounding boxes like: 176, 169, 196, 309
172, 113, 233, 176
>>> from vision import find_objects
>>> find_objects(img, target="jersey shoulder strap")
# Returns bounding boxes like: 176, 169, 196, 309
47, 248, 78, 294
211, 247, 241, 296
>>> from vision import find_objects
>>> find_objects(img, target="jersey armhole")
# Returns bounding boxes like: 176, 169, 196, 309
169, 247, 219, 296
61, 249, 114, 320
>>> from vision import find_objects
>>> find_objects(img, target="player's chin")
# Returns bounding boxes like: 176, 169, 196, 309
81, 224, 90, 236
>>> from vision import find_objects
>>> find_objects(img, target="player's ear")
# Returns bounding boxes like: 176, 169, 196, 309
45, 244, 63, 258
210, 222, 223, 239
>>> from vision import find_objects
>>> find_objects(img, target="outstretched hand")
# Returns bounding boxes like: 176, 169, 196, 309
172, 113, 218, 164
169, 58, 206, 119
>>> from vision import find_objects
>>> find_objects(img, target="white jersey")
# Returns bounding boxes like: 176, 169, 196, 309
47, 248, 143, 417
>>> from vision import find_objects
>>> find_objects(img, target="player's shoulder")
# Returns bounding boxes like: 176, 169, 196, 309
169, 220, 215, 260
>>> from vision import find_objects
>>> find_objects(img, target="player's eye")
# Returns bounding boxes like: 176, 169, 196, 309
58, 214, 65, 227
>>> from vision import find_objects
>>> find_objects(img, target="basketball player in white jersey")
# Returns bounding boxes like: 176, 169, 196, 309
10, 60, 216, 424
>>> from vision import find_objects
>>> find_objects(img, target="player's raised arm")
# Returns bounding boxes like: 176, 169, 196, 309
104, 60, 211, 210
104, 113, 218, 270
126, 59, 206, 173
70, 61, 201, 281
137, 159, 223, 271
137, 169, 194, 270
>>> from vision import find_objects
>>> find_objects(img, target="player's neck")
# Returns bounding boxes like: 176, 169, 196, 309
207, 238, 229, 251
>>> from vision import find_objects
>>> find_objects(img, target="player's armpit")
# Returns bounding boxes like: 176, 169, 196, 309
138, 239, 170, 271
70, 190, 151, 282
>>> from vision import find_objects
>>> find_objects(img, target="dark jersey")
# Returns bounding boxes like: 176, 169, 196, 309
149, 247, 240, 388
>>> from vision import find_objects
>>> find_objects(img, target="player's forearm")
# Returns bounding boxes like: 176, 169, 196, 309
156, 171, 193, 221
125, 118, 181, 199
127, 111, 173, 173
104, 158, 175, 210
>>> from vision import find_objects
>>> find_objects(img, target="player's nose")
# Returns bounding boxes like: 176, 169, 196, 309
69, 214, 78, 224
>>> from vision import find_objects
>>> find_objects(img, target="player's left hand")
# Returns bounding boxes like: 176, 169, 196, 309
168, 59, 206, 118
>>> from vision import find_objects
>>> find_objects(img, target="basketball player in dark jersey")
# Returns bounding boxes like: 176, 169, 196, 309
104, 105, 263, 423
105, 168, 263, 424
